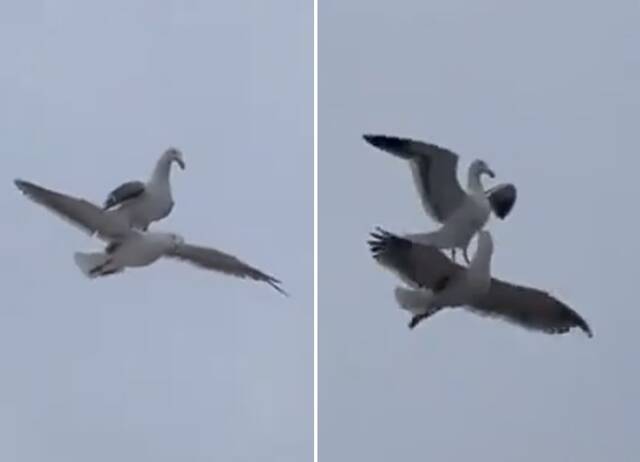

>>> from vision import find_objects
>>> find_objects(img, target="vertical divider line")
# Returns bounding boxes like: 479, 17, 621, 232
313, 0, 318, 460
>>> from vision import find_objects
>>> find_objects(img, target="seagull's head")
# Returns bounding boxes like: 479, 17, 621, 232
165, 147, 186, 170
471, 159, 495, 179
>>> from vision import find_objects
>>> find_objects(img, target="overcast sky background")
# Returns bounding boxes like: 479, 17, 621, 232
0, 1, 311, 461
320, 1, 639, 461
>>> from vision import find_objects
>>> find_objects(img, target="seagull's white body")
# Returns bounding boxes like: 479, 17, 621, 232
14, 179, 286, 295
395, 231, 493, 327
74, 231, 179, 276
104, 148, 185, 230
112, 232, 175, 267
73, 231, 169, 275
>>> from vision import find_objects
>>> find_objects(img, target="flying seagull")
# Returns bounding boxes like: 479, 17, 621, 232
363, 135, 516, 263
102, 147, 185, 230
14, 179, 286, 295
368, 228, 591, 336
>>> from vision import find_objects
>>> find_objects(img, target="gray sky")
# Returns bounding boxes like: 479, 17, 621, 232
1, 1, 311, 461
320, 1, 639, 461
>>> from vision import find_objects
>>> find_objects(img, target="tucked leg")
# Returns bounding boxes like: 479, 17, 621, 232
89, 262, 110, 277
409, 314, 427, 329
88, 259, 118, 277
408, 307, 442, 329
463, 246, 471, 264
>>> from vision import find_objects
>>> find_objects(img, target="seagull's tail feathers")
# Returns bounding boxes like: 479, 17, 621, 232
74, 252, 121, 278
394, 287, 433, 315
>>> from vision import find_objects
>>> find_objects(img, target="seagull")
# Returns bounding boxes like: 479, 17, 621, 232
14, 179, 287, 295
368, 228, 592, 336
363, 134, 517, 263
102, 147, 186, 230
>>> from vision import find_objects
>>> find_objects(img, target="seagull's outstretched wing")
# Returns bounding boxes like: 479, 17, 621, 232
486, 183, 517, 219
15, 179, 131, 240
363, 135, 466, 221
471, 279, 592, 337
368, 228, 460, 289
166, 243, 287, 295
103, 181, 146, 210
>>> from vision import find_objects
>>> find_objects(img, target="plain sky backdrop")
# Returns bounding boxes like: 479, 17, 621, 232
1, 1, 311, 461
320, 1, 639, 461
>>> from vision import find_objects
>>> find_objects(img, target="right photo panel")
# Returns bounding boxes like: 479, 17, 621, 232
320, 1, 639, 461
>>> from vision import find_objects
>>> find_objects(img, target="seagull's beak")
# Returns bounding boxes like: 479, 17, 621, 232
176, 157, 186, 170
485, 168, 495, 179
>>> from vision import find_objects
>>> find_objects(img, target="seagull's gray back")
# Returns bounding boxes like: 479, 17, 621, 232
103, 181, 146, 210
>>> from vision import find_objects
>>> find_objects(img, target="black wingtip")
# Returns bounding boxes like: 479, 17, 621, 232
362, 134, 414, 158
576, 317, 593, 338
487, 183, 517, 219
14, 178, 28, 191
363, 134, 390, 149
367, 227, 412, 259
261, 273, 288, 297
367, 226, 391, 256
269, 280, 289, 297
363, 134, 398, 148
14, 178, 40, 196
562, 305, 593, 338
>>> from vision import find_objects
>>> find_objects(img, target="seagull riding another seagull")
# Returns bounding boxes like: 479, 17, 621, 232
14, 179, 286, 295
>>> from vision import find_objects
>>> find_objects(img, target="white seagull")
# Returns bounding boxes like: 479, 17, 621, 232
15, 179, 286, 295
363, 135, 516, 263
368, 228, 591, 336
102, 147, 185, 230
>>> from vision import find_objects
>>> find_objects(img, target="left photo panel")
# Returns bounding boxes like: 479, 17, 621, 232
2, 1, 312, 461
